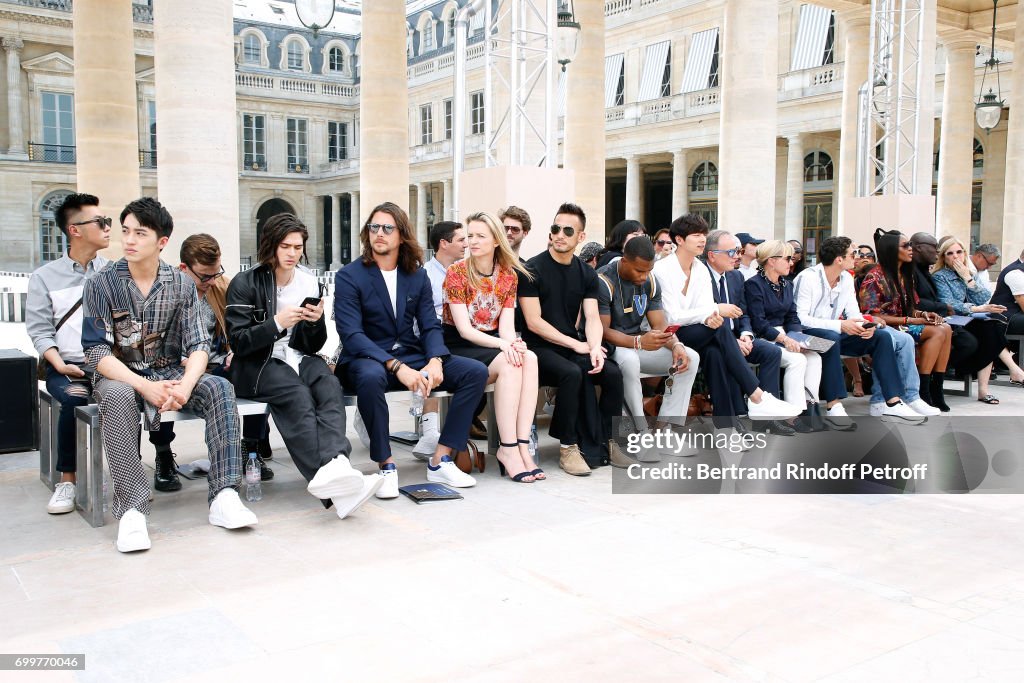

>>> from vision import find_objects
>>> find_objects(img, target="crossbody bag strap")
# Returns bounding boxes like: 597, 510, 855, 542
54, 298, 83, 332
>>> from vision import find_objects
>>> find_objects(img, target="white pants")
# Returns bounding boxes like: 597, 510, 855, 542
778, 347, 822, 408
615, 345, 700, 430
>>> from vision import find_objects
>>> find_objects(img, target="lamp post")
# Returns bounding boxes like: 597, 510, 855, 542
975, 0, 1004, 132
556, 0, 581, 72
294, 0, 335, 38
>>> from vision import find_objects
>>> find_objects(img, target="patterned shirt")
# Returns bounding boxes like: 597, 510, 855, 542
442, 260, 517, 332
857, 265, 919, 317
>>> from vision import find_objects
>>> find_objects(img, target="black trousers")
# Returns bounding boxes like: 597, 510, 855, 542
954, 319, 1008, 375
676, 323, 761, 418
533, 345, 624, 447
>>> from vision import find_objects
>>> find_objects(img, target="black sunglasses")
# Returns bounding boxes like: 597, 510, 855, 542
187, 264, 225, 283
367, 223, 397, 235
656, 239, 672, 247
503, 224, 524, 234
857, 251, 876, 259
71, 216, 113, 229
550, 224, 576, 237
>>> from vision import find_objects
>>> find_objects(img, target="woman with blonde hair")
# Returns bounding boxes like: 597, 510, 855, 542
442, 211, 543, 482
932, 235, 1023, 404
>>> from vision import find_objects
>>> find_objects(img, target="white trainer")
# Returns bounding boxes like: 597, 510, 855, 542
116, 508, 151, 553
208, 488, 258, 529
47, 482, 76, 514
376, 464, 399, 499
333, 474, 385, 519
427, 455, 476, 488
869, 402, 885, 417
908, 399, 941, 416
880, 400, 928, 424
307, 456, 364, 499
824, 403, 855, 431
747, 392, 802, 420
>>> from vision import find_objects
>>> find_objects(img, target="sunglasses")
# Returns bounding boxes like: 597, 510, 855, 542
857, 251, 875, 259
503, 224, 524, 234
709, 248, 740, 258
898, 243, 914, 250
367, 223, 397, 235
71, 216, 113, 229
550, 224, 576, 237
792, 249, 803, 255
187, 264, 225, 283
656, 239, 672, 247
771, 255, 796, 263
945, 249, 965, 256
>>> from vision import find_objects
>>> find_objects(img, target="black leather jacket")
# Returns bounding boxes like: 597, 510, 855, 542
225, 265, 324, 396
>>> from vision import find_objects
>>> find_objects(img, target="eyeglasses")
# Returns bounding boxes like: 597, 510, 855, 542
71, 216, 112, 229
550, 224, 576, 237
656, 240, 672, 247
771, 255, 796, 263
367, 223, 397, 235
856, 251, 875, 259
503, 224, 524, 235
899, 243, 914, 250
709, 248, 740, 258
186, 264, 225, 283
945, 249, 965, 256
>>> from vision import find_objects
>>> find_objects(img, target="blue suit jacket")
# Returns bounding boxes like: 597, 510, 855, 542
705, 263, 754, 338
334, 259, 448, 366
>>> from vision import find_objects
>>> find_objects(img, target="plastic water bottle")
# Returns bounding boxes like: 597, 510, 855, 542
409, 370, 430, 417
528, 424, 538, 459
245, 452, 262, 502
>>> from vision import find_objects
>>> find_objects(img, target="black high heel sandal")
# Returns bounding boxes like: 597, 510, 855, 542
497, 442, 535, 483
518, 438, 546, 480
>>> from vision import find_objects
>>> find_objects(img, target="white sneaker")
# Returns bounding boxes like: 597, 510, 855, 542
208, 488, 258, 529
412, 412, 440, 462
47, 482, 76, 514
376, 463, 399, 499
427, 455, 476, 488
352, 409, 371, 449
307, 456, 364, 499
869, 402, 885, 417
908, 399, 941, 416
116, 508, 151, 552
825, 403, 855, 431
747, 392, 802, 420
333, 474, 385, 519
880, 400, 928, 424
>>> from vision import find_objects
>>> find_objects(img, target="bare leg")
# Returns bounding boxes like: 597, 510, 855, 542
489, 353, 532, 480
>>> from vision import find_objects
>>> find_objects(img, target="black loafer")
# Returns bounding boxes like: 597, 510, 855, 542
154, 452, 182, 492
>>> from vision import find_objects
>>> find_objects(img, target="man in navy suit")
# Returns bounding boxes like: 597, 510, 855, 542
334, 201, 488, 498
703, 230, 788, 433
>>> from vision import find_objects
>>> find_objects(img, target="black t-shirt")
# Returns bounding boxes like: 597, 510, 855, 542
518, 250, 601, 349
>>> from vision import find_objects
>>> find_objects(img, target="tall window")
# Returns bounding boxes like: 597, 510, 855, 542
40, 191, 71, 263
615, 62, 625, 106
243, 114, 266, 170
804, 151, 834, 182
974, 138, 985, 168
422, 23, 434, 51
328, 121, 348, 162
471, 91, 485, 135
822, 13, 836, 65
420, 104, 433, 144
708, 35, 721, 88
287, 117, 307, 171
148, 100, 157, 153
659, 45, 672, 98
41, 91, 75, 162
287, 41, 304, 70
447, 14, 456, 43
328, 47, 344, 73
691, 161, 718, 192
243, 34, 261, 64
443, 99, 453, 140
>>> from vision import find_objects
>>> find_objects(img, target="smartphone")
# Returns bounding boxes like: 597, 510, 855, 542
861, 322, 877, 329
300, 296, 322, 308
663, 324, 682, 334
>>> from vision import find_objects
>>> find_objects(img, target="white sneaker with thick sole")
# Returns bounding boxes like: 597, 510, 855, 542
880, 400, 927, 424
869, 402, 885, 417
747, 392, 802, 420
116, 508, 151, 552
908, 399, 941, 416
426, 456, 476, 487
376, 464, 399, 499
824, 403, 855, 431
208, 489, 258, 529
47, 482, 76, 514
307, 456, 364, 499
333, 474, 385, 519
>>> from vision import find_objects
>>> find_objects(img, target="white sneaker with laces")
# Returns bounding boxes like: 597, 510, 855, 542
747, 392, 802, 420
376, 464, 399, 499
47, 482, 76, 514
427, 455, 476, 488
307, 456, 364, 499
869, 402, 885, 417
825, 403, 855, 431
208, 489, 258, 529
333, 474, 385, 519
908, 399, 941, 416
880, 400, 927, 424
116, 508, 151, 552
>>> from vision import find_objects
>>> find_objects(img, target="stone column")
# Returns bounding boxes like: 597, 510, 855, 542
784, 134, 804, 241
443, 178, 453, 222
980, 125, 1006, 249
360, 0, 409, 212
671, 149, 690, 219
416, 182, 428, 247
625, 155, 642, 221
564, 0, 606, 240
331, 193, 342, 269
936, 39, 977, 244
349, 190, 361, 260
1002, 1, 1024, 261
718, 0, 779, 233
914, 1, 938, 195
835, 11, 870, 234
2, 36, 25, 156
154, 0, 240, 273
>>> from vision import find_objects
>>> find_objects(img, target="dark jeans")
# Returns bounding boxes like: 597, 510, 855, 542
676, 324, 763, 418
804, 327, 904, 401
44, 366, 92, 473
338, 354, 488, 462
532, 345, 624, 446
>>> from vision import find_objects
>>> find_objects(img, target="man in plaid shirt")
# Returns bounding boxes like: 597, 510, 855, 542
81, 197, 257, 552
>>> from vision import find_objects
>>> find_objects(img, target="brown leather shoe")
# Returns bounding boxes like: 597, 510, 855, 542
559, 444, 591, 476
608, 440, 636, 469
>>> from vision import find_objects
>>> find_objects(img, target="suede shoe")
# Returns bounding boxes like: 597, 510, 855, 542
559, 444, 591, 476
609, 440, 637, 469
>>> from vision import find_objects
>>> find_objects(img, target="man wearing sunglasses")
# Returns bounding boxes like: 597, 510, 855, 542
499, 205, 531, 260
518, 202, 625, 475
27, 193, 110, 515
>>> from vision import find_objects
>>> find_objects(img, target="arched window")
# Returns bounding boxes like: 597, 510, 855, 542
287, 40, 304, 70
40, 191, 71, 263
690, 161, 718, 192
974, 138, 984, 169
804, 151, 833, 182
243, 34, 261, 64
328, 47, 344, 73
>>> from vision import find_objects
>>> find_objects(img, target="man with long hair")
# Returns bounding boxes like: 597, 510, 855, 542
335, 202, 488, 498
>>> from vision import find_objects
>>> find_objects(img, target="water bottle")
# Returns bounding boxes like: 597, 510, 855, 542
245, 452, 262, 502
528, 424, 538, 459
409, 370, 430, 417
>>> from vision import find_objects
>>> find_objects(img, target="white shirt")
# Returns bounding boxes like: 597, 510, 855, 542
652, 254, 717, 326
793, 264, 865, 332
738, 262, 758, 280
272, 267, 319, 373
424, 257, 447, 319
380, 266, 399, 316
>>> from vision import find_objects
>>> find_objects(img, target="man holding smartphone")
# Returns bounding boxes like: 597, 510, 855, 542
596, 236, 698, 459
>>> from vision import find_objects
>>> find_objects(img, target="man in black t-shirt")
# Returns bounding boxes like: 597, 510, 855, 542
518, 203, 625, 475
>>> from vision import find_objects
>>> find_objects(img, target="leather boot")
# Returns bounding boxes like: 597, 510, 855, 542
930, 372, 951, 413
257, 436, 273, 461
153, 446, 182, 492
